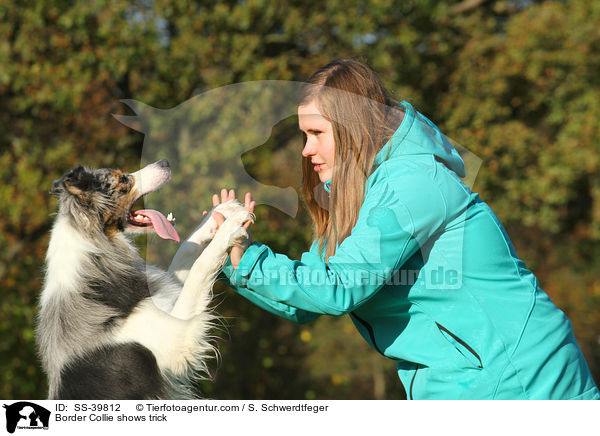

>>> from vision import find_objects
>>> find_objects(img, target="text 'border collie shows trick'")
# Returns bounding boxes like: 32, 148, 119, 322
37, 159, 253, 399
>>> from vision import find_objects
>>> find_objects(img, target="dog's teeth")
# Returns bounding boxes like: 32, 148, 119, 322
135, 214, 144, 220
167, 212, 173, 221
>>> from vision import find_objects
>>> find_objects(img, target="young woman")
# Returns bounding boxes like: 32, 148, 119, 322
209, 59, 599, 399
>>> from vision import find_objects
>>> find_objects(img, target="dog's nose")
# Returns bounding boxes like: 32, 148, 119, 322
156, 159, 169, 169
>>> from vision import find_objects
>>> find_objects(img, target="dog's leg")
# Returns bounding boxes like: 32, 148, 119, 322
170, 207, 253, 320
168, 199, 251, 284
168, 215, 216, 284
117, 209, 247, 379
117, 205, 251, 386
115, 299, 215, 378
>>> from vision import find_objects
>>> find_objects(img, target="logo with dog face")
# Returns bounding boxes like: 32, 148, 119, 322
2, 402, 50, 433
113, 81, 482, 286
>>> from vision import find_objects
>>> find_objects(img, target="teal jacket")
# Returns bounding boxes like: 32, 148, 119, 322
221, 101, 599, 400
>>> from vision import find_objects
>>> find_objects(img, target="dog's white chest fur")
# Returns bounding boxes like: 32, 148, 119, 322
42, 215, 97, 303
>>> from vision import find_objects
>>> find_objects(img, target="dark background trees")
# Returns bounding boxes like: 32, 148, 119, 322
1, 0, 598, 399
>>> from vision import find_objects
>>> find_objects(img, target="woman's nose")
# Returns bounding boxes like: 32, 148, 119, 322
302, 140, 315, 157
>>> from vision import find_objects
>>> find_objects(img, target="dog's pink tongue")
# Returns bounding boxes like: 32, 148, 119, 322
136, 209, 180, 242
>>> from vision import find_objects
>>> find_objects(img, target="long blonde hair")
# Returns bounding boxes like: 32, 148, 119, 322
299, 58, 402, 260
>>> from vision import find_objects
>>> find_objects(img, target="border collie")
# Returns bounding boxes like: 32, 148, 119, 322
36, 159, 252, 399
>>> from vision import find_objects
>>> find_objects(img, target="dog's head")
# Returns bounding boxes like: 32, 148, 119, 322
50, 159, 179, 242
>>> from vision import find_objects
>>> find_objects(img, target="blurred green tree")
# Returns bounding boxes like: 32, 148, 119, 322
1, 0, 597, 399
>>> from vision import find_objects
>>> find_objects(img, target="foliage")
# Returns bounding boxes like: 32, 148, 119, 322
439, 0, 600, 376
1, 0, 598, 399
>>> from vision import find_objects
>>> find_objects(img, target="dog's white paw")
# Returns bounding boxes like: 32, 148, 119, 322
227, 226, 249, 248
213, 199, 247, 218
185, 213, 218, 244
211, 208, 253, 250
187, 202, 254, 249
230, 207, 254, 228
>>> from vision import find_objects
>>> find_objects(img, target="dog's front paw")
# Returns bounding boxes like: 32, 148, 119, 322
213, 199, 246, 219
231, 207, 254, 228
212, 208, 253, 249
228, 226, 249, 249
185, 213, 218, 245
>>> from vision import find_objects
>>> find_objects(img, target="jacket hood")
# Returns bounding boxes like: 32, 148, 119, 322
322, 101, 465, 193
373, 101, 466, 178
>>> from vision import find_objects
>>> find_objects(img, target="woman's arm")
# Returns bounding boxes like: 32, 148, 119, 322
219, 256, 320, 324
209, 189, 321, 324
221, 169, 447, 316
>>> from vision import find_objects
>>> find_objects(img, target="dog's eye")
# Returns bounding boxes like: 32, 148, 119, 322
119, 175, 128, 184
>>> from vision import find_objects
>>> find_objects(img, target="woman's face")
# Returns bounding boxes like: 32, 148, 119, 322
298, 101, 335, 183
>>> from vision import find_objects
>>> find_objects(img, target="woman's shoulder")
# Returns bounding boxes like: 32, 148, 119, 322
368, 155, 444, 195
374, 152, 440, 176
366, 154, 476, 225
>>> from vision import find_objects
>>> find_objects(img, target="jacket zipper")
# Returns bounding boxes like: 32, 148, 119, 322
409, 363, 419, 400
350, 312, 384, 355
435, 322, 483, 368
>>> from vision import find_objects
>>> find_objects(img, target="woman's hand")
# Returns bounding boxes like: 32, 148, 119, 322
203, 189, 255, 269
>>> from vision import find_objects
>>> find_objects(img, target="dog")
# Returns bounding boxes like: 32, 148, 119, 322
36, 159, 252, 399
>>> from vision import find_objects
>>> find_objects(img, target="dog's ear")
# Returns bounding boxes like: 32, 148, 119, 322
51, 166, 94, 198
64, 166, 94, 195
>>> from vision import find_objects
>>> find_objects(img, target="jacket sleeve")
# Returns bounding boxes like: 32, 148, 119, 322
219, 255, 321, 324
221, 168, 448, 316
